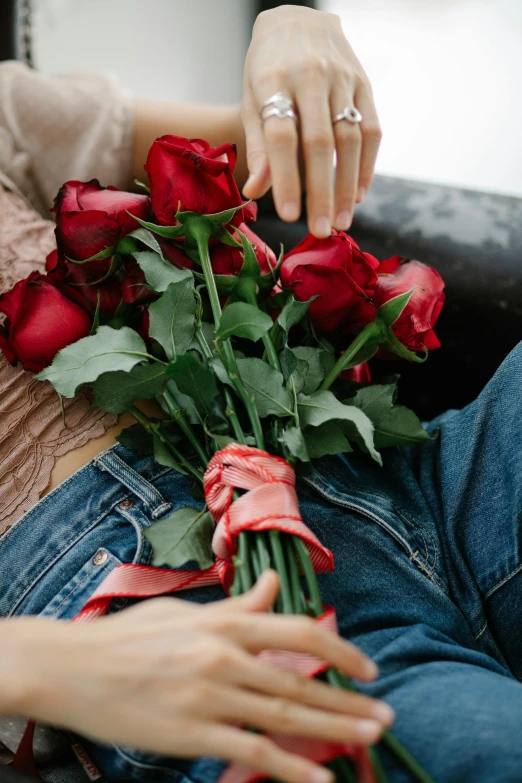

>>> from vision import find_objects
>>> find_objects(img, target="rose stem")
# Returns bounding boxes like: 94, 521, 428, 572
194, 328, 247, 447
130, 405, 203, 484
192, 219, 265, 449
268, 530, 293, 614
320, 321, 381, 391
284, 536, 306, 614
329, 757, 357, 783
162, 388, 209, 466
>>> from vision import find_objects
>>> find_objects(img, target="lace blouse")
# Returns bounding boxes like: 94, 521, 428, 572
0, 61, 135, 535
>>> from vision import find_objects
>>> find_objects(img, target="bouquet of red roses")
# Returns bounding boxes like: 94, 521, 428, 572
0, 135, 444, 783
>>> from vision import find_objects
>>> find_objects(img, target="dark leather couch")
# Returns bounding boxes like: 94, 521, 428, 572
256, 176, 522, 420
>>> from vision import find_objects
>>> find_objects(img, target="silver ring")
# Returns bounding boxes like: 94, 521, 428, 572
332, 106, 363, 125
261, 106, 298, 124
260, 92, 297, 123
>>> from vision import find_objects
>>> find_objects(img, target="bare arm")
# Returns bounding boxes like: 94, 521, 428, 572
132, 99, 248, 188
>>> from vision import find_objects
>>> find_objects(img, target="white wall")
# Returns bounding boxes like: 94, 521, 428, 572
34, 0, 251, 103
34, 0, 522, 197
322, 0, 522, 196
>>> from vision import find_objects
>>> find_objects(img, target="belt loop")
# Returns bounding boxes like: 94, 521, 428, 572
94, 448, 172, 519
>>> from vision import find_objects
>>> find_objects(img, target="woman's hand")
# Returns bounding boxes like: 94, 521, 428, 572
242, 6, 381, 238
4, 572, 393, 783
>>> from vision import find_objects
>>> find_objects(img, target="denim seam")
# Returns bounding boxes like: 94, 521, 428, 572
45, 553, 118, 617
398, 510, 441, 585
475, 619, 488, 641
94, 450, 173, 515
8, 499, 125, 616
483, 561, 522, 602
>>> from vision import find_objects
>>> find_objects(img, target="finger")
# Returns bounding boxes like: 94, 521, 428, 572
294, 72, 335, 238
209, 570, 280, 615
232, 655, 394, 725
198, 724, 334, 783
241, 84, 271, 200
251, 77, 301, 222
330, 83, 362, 231
214, 613, 378, 682
353, 80, 382, 204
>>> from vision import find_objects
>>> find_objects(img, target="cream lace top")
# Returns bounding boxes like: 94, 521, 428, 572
0, 61, 135, 535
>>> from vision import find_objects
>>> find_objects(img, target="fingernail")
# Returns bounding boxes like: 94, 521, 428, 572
355, 719, 382, 743
310, 767, 334, 783
314, 217, 331, 238
357, 186, 367, 203
334, 210, 352, 230
372, 701, 395, 725
280, 202, 300, 221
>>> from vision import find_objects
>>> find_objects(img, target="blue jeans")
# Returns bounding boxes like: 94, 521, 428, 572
3, 342, 522, 782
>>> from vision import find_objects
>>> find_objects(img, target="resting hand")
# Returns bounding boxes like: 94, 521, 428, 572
241, 5, 381, 238
4, 571, 393, 783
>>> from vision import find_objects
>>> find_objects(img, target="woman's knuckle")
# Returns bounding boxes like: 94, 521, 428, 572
304, 55, 330, 79
246, 736, 273, 765
334, 123, 361, 146
303, 131, 333, 155
266, 124, 297, 149
271, 697, 294, 722
363, 122, 383, 140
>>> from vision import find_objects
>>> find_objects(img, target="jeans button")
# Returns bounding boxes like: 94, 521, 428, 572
118, 498, 135, 510
93, 550, 109, 566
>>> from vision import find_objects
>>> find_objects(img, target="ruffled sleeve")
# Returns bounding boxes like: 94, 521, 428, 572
0, 61, 134, 216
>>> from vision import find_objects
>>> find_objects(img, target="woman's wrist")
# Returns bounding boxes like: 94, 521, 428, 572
0, 617, 64, 717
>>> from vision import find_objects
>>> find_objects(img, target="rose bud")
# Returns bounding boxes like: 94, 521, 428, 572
374, 256, 445, 352
211, 224, 277, 276
0, 272, 91, 372
53, 179, 150, 262
280, 231, 379, 334
145, 136, 256, 227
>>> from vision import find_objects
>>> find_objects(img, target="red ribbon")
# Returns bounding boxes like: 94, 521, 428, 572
13, 444, 375, 783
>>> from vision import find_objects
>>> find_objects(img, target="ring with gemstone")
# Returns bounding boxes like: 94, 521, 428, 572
332, 106, 363, 125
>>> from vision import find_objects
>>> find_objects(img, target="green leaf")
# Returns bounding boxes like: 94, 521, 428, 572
148, 278, 196, 360
278, 297, 316, 338
133, 178, 150, 194
381, 328, 428, 363
236, 358, 293, 418
131, 214, 185, 239
216, 302, 272, 343
236, 229, 261, 280
144, 506, 215, 569
166, 380, 203, 425
304, 421, 352, 460
166, 353, 219, 414
279, 427, 310, 462
66, 244, 116, 265
206, 395, 230, 435
116, 423, 153, 454
297, 389, 381, 465
376, 289, 416, 327
350, 384, 433, 448
90, 290, 101, 335
153, 433, 187, 474
129, 228, 163, 255
93, 363, 167, 413
133, 250, 192, 293
292, 347, 334, 395
36, 326, 148, 398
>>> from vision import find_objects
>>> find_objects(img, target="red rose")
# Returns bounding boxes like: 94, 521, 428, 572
374, 256, 445, 352
145, 136, 256, 227
54, 179, 150, 262
341, 362, 372, 384
121, 259, 156, 306
211, 224, 276, 276
46, 249, 122, 317
158, 238, 195, 271
280, 231, 379, 334
0, 272, 91, 372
